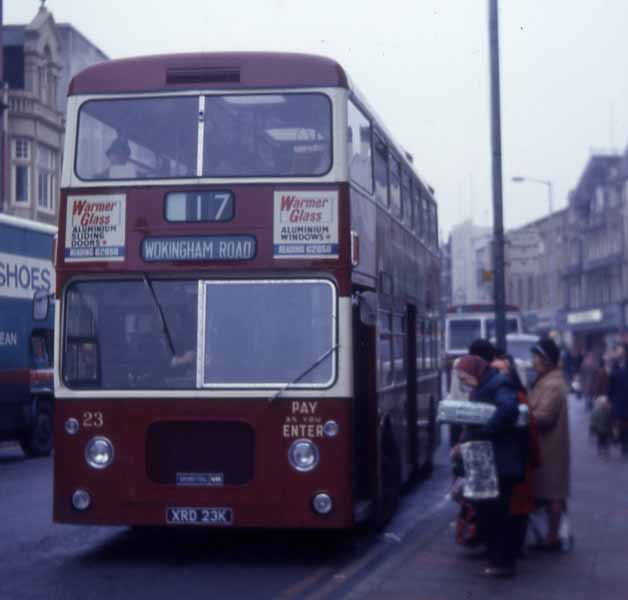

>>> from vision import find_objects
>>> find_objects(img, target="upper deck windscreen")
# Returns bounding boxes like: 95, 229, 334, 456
75, 93, 332, 181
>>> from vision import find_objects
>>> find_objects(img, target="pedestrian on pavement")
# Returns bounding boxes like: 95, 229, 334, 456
528, 337, 571, 551
450, 339, 500, 548
445, 338, 500, 448
562, 346, 583, 386
590, 395, 612, 458
608, 343, 628, 457
469, 338, 497, 364
581, 350, 600, 412
454, 354, 527, 577
493, 354, 542, 556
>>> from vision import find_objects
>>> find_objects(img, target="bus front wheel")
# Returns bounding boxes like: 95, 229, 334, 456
20, 399, 53, 458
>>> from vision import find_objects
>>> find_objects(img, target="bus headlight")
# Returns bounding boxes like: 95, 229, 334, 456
85, 436, 114, 469
288, 438, 319, 472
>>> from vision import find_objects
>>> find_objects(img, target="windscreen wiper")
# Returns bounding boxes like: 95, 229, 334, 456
142, 274, 176, 356
269, 344, 339, 403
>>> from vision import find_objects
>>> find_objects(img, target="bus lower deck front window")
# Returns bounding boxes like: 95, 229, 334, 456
62, 279, 336, 390
75, 93, 332, 181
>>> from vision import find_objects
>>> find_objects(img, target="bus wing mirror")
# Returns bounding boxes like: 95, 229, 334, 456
33, 289, 51, 321
359, 291, 377, 326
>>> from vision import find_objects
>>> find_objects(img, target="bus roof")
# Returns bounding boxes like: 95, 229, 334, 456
67, 51, 437, 204
68, 52, 349, 95
0, 213, 57, 236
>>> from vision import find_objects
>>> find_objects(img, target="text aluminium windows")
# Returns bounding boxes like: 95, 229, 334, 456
62, 278, 337, 391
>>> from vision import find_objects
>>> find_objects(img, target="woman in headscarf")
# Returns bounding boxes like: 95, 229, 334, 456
528, 337, 570, 550
454, 354, 527, 577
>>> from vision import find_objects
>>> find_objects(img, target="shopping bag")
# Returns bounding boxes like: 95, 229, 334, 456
460, 441, 499, 500
558, 512, 574, 551
525, 508, 574, 551
525, 509, 547, 546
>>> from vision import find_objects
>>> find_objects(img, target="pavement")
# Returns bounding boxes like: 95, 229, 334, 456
344, 396, 628, 600
2, 395, 626, 600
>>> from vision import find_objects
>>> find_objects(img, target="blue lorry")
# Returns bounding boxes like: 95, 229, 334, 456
0, 213, 56, 457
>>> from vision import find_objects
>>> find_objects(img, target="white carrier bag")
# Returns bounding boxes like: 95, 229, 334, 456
460, 440, 499, 500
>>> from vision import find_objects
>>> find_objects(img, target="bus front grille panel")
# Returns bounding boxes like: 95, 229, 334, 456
145, 421, 255, 485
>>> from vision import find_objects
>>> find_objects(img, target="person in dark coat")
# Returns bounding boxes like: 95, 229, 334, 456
562, 347, 583, 385
493, 354, 541, 556
469, 338, 498, 364
455, 355, 527, 577
446, 338, 499, 447
608, 343, 628, 456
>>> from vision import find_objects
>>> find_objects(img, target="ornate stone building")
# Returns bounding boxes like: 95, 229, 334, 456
1, 4, 107, 224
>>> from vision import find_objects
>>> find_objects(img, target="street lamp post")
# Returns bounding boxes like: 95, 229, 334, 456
512, 175, 556, 328
512, 176, 553, 214
488, 0, 507, 352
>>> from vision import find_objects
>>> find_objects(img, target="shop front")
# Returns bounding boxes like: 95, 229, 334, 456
558, 304, 624, 352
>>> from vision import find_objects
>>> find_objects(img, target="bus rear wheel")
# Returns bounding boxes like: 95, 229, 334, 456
20, 399, 53, 458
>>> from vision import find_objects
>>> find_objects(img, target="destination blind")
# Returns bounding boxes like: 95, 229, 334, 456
141, 235, 256, 262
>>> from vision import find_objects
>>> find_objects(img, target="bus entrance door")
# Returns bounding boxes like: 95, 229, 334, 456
405, 305, 418, 470
353, 292, 376, 505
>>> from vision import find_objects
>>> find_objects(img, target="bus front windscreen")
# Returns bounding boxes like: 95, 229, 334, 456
75, 93, 332, 181
62, 279, 336, 390
200, 280, 335, 387
448, 319, 481, 352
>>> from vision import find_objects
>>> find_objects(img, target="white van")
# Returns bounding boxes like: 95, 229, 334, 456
444, 304, 525, 387
445, 304, 525, 357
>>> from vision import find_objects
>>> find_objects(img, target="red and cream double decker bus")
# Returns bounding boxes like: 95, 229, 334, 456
50, 52, 441, 529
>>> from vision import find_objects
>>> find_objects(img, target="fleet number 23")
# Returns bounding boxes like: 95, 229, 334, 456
82, 412, 104, 428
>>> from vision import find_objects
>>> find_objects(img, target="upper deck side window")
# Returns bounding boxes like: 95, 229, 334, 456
373, 135, 389, 208
401, 169, 412, 228
74, 93, 332, 181
347, 100, 373, 193
389, 154, 401, 220
430, 200, 439, 247
411, 181, 420, 237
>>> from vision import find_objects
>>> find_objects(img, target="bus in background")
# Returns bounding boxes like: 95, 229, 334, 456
0, 214, 55, 457
48, 52, 441, 529
444, 304, 524, 383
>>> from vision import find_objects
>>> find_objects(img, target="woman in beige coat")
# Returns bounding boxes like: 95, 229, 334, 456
528, 338, 570, 550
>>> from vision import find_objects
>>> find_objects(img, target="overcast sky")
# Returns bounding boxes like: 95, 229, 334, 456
7, 0, 628, 236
